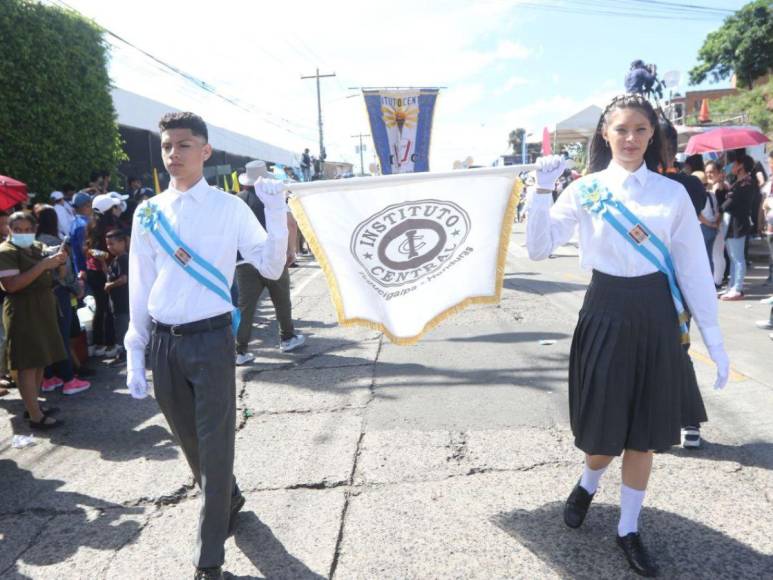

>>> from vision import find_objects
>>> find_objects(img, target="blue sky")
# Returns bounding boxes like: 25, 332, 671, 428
57, 0, 749, 169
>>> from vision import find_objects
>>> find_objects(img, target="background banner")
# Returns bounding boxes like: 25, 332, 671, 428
288, 167, 525, 344
363, 89, 439, 175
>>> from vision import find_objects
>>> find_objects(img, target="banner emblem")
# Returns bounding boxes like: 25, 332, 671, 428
351, 200, 471, 288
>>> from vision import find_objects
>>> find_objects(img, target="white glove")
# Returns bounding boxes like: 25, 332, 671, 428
535, 155, 566, 191
255, 177, 287, 210
707, 343, 729, 391
127, 370, 149, 399
127, 350, 149, 399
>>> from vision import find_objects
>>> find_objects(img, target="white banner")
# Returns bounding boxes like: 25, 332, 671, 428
288, 167, 525, 344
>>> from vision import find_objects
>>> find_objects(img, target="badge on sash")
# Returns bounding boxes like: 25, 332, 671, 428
628, 224, 649, 245
174, 247, 192, 266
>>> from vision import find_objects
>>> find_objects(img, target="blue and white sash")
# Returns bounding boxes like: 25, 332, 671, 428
577, 179, 690, 345
137, 203, 240, 334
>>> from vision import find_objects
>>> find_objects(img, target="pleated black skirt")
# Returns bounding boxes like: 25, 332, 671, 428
569, 270, 707, 456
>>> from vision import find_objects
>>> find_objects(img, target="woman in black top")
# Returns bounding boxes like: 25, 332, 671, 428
719, 155, 756, 300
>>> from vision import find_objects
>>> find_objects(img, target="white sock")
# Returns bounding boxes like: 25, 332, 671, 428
579, 464, 607, 494
618, 483, 646, 537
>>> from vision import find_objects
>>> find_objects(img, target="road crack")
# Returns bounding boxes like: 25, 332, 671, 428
329, 335, 383, 579
0, 513, 55, 577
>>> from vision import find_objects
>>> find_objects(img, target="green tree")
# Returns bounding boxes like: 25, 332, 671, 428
0, 0, 124, 197
508, 128, 526, 153
689, 0, 773, 88
710, 78, 773, 133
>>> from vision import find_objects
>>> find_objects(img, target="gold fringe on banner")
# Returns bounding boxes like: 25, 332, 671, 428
288, 177, 521, 346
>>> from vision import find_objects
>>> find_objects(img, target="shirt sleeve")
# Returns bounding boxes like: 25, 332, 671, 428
525, 183, 580, 260
124, 206, 157, 366
670, 191, 723, 347
237, 202, 289, 281
70, 222, 87, 274
0, 244, 20, 277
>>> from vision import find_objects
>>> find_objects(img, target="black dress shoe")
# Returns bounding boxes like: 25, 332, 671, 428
194, 566, 224, 580
617, 532, 658, 577
228, 494, 246, 536
563, 480, 594, 528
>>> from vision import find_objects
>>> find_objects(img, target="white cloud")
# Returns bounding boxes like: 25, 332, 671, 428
441, 84, 487, 115
494, 76, 530, 96
494, 40, 532, 61
62, 0, 545, 169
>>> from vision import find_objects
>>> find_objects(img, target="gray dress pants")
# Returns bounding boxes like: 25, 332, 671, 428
150, 322, 240, 568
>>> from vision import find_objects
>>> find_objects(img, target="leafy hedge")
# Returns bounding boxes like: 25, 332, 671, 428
0, 0, 124, 197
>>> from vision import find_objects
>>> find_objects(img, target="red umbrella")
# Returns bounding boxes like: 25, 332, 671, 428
684, 127, 770, 155
0, 175, 29, 212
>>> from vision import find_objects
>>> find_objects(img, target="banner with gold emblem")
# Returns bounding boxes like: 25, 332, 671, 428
288, 167, 525, 344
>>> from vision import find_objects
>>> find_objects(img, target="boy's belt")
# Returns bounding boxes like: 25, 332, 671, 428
153, 312, 232, 337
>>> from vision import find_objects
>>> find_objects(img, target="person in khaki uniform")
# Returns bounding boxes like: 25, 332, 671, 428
0, 211, 69, 429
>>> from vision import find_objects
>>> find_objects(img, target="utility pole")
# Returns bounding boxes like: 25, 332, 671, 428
351, 133, 370, 176
301, 68, 336, 161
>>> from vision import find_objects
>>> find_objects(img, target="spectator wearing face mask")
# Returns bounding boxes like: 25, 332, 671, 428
0, 212, 71, 429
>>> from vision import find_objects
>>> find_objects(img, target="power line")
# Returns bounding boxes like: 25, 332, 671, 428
45, 0, 319, 143
511, 0, 730, 20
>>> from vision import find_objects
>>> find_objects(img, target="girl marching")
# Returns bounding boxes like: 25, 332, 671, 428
526, 93, 729, 577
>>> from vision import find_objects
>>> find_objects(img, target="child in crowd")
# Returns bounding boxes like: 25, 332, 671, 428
104, 229, 130, 364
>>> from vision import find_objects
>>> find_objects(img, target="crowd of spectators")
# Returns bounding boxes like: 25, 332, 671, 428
0, 173, 147, 429
0, 163, 311, 431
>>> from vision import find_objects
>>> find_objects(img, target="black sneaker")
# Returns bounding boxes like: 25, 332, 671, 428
681, 426, 701, 449
617, 532, 658, 577
563, 480, 594, 528
194, 567, 223, 580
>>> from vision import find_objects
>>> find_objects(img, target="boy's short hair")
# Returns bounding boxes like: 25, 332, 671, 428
105, 229, 128, 241
158, 112, 208, 143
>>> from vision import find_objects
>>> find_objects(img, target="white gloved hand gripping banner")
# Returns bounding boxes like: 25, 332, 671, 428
288, 166, 527, 345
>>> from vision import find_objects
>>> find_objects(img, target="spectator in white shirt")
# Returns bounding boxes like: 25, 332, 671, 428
526, 94, 729, 578
49, 191, 75, 239
125, 112, 287, 580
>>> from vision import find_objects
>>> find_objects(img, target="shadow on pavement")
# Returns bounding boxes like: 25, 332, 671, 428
668, 439, 773, 471
0, 460, 143, 575
227, 511, 325, 580
493, 501, 773, 579
0, 382, 178, 463
503, 277, 587, 295
448, 331, 570, 344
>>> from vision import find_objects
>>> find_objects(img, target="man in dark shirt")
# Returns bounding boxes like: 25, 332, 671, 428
300, 149, 311, 182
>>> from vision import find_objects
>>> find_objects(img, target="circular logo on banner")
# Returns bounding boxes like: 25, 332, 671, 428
350, 199, 471, 288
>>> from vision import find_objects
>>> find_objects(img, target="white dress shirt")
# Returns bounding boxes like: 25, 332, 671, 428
124, 177, 288, 360
527, 160, 722, 347
54, 202, 75, 239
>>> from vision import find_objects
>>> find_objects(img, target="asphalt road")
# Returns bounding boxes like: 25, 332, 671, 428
1, 225, 771, 579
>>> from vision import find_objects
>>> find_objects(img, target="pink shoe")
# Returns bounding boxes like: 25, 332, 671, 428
41, 377, 64, 392
62, 378, 91, 396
